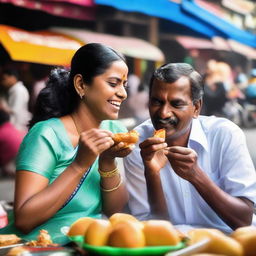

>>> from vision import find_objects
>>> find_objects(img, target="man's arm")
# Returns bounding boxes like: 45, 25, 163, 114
166, 146, 254, 229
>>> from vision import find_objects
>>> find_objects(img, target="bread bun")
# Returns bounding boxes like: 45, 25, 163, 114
143, 220, 181, 246
188, 229, 243, 256
231, 226, 256, 256
84, 219, 112, 246
108, 220, 145, 248
113, 130, 139, 147
109, 213, 140, 226
67, 217, 96, 236
153, 129, 166, 139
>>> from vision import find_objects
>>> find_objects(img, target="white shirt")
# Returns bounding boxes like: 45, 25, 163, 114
7, 81, 31, 132
124, 115, 256, 233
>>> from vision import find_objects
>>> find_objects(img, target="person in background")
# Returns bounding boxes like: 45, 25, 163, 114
0, 43, 131, 244
124, 63, 256, 234
0, 68, 31, 132
0, 100, 24, 176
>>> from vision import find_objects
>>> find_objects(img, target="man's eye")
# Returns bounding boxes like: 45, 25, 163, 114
150, 99, 162, 105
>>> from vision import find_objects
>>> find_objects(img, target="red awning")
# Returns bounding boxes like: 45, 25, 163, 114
0, 0, 95, 20
51, 28, 165, 62
175, 36, 215, 49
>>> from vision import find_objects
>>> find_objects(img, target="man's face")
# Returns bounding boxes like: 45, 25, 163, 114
149, 77, 201, 145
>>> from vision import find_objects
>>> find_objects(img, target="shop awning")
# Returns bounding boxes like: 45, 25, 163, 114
0, 0, 95, 20
181, 0, 256, 47
51, 28, 165, 61
95, 0, 220, 39
175, 36, 215, 49
228, 39, 256, 59
0, 25, 83, 66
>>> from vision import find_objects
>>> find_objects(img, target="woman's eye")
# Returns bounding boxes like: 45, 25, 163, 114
108, 82, 117, 87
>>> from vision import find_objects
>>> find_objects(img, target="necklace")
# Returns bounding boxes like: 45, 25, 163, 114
70, 113, 80, 135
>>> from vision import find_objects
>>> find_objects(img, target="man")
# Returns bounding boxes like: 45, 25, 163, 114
124, 63, 256, 234
0, 68, 31, 132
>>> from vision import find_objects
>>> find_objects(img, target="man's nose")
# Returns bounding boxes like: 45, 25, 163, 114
158, 105, 173, 119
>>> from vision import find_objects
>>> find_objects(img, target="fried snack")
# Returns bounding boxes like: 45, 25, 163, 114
153, 129, 166, 139
0, 234, 21, 247
26, 229, 57, 247
109, 213, 140, 227
113, 130, 139, 147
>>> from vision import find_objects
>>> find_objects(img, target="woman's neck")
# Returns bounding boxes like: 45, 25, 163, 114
71, 105, 101, 135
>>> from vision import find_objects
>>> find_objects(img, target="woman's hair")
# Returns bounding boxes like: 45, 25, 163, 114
29, 43, 126, 128
149, 63, 204, 103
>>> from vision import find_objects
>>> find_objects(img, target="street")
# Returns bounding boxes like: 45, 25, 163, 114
0, 127, 255, 203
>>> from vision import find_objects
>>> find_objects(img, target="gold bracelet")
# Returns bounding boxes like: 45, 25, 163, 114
98, 166, 119, 178
100, 175, 123, 192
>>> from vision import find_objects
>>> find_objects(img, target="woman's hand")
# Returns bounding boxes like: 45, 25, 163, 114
73, 129, 114, 171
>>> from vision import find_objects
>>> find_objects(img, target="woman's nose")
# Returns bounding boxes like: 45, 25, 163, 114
116, 86, 127, 100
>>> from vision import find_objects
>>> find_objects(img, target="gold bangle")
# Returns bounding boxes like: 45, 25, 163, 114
100, 176, 123, 192
98, 166, 119, 178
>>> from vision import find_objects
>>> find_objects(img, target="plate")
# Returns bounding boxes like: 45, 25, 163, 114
69, 236, 186, 256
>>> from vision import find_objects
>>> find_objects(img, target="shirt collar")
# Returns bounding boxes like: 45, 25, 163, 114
189, 117, 209, 152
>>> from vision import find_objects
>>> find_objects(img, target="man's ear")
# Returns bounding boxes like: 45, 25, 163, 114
73, 74, 85, 98
193, 99, 202, 118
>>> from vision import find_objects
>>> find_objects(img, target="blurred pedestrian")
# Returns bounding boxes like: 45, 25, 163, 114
0, 68, 31, 132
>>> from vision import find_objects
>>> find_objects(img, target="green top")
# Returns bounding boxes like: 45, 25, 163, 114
0, 118, 127, 245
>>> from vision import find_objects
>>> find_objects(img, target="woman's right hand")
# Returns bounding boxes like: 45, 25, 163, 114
73, 128, 114, 171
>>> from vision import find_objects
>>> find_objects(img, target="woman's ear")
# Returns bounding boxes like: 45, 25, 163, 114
193, 99, 202, 118
73, 74, 85, 99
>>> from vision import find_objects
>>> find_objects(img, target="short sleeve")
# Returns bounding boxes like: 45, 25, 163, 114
16, 122, 59, 179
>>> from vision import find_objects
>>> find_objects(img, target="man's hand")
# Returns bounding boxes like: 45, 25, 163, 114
140, 137, 168, 173
165, 146, 199, 180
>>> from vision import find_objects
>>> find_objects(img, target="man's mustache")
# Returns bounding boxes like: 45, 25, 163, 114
157, 117, 178, 125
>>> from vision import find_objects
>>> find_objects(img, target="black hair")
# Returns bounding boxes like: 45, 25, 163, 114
149, 63, 204, 103
29, 43, 126, 129
2, 68, 19, 80
0, 109, 10, 125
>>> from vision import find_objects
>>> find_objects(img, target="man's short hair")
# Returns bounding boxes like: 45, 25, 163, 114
149, 63, 204, 102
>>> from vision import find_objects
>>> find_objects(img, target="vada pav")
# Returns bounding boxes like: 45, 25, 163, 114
143, 220, 181, 246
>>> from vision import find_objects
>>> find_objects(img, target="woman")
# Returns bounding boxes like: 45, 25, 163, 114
0, 43, 131, 244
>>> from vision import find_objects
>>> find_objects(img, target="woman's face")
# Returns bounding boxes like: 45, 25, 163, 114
83, 60, 128, 121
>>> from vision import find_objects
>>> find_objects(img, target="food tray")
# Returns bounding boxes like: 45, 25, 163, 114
69, 235, 186, 256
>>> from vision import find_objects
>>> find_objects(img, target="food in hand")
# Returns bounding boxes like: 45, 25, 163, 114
143, 220, 181, 246
188, 228, 243, 256
0, 234, 21, 246
153, 128, 166, 139
113, 130, 139, 147
231, 226, 256, 256
68, 217, 96, 236
84, 219, 112, 246
108, 220, 145, 248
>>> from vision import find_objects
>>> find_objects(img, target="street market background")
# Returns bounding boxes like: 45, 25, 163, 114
1, 0, 256, 202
